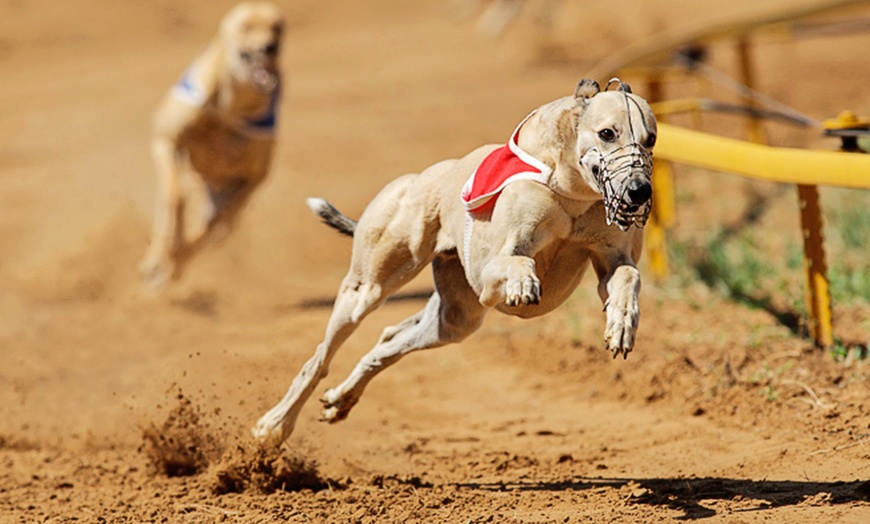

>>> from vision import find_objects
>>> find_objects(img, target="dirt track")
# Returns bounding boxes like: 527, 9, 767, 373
2, 1, 869, 522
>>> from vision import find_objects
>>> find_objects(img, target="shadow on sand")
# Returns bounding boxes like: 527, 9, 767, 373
454, 476, 870, 520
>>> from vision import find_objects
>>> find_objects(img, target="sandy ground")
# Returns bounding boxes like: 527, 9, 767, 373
1, 0, 869, 522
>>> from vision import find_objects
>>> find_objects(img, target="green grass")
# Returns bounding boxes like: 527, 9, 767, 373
824, 190, 870, 305
663, 186, 869, 352
668, 228, 807, 335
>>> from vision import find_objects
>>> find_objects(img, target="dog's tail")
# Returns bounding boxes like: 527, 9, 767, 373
306, 197, 357, 237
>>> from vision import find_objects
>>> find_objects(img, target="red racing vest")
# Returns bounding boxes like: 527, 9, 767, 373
460, 111, 553, 213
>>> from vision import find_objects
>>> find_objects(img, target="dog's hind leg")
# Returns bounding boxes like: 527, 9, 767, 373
320, 251, 487, 423
140, 138, 185, 289
254, 175, 439, 442
170, 178, 260, 278
252, 271, 388, 442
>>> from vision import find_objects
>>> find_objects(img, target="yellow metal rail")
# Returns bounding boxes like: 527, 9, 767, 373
655, 123, 870, 189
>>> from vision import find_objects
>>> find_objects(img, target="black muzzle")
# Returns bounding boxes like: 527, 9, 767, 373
596, 144, 653, 231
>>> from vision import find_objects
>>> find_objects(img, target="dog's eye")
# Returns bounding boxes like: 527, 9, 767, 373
598, 129, 616, 142
644, 133, 657, 148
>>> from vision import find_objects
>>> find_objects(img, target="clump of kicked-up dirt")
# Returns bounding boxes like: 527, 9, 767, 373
211, 439, 331, 494
140, 392, 330, 494
140, 392, 223, 477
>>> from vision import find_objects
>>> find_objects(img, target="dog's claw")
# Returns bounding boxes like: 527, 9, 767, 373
504, 275, 541, 307
604, 326, 635, 359
609, 345, 631, 360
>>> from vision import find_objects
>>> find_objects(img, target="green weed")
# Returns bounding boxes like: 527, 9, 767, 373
669, 228, 806, 336
823, 188, 870, 306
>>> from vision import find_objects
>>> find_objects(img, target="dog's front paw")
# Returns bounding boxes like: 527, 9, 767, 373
603, 294, 639, 359
480, 256, 541, 308
505, 273, 541, 306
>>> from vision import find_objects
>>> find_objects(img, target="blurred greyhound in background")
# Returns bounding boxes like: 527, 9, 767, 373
140, 2, 284, 290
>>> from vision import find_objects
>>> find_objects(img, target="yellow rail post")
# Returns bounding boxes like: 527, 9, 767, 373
797, 184, 833, 347
804, 110, 870, 347
646, 161, 674, 280
738, 36, 833, 347
645, 74, 675, 280
736, 37, 767, 145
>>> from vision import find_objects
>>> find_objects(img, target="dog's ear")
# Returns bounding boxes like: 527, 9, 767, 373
574, 79, 600, 101
605, 78, 633, 94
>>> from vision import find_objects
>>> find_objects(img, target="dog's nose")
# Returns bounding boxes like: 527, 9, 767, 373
263, 42, 279, 56
626, 178, 652, 204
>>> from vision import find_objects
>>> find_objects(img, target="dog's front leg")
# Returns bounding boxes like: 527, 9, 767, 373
140, 136, 183, 289
475, 191, 567, 308
594, 254, 641, 358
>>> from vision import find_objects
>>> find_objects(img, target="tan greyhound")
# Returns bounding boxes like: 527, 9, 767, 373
254, 79, 657, 444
